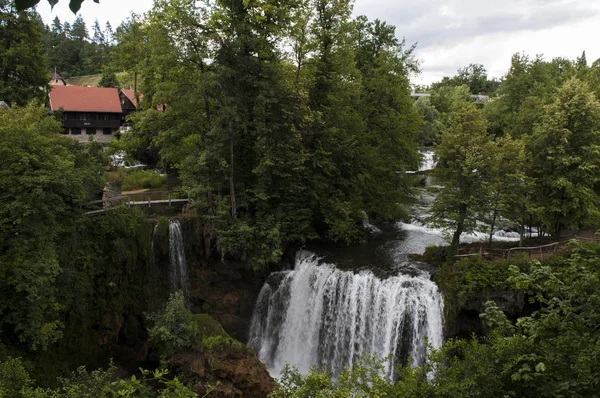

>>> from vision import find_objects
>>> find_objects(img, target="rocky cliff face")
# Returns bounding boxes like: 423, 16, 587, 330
165, 313, 274, 397
89, 215, 275, 394
178, 217, 271, 342
444, 289, 526, 339
170, 344, 274, 397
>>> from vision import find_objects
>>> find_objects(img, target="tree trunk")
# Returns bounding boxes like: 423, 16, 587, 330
207, 191, 213, 208
488, 207, 498, 246
229, 120, 237, 218
449, 204, 467, 257
134, 71, 139, 110
554, 220, 561, 240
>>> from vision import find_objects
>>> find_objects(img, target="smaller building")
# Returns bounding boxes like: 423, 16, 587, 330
49, 85, 122, 143
49, 72, 67, 86
119, 89, 143, 118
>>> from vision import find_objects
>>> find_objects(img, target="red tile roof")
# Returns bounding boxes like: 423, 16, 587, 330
121, 89, 144, 107
49, 85, 122, 113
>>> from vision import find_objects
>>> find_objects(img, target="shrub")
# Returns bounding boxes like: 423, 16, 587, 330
121, 170, 166, 191
146, 291, 199, 363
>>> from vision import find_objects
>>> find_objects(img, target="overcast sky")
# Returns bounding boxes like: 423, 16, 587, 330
37, 0, 600, 85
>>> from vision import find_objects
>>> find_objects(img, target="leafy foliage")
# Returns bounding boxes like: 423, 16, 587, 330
0, 357, 196, 397
525, 77, 600, 237
0, 104, 103, 350
431, 63, 500, 95
15, 0, 96, 14
429, 101, 494, 254
146, 291, 200, 362
0, 3, 49, 106
121, 169, 167, 191
114, 0, 420, 267
43, 14, 114, 78
269, 244, 600, 397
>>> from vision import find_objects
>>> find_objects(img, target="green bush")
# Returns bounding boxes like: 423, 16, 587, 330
434, 256, 530, 317
121, 170, 166, 191
0, 357, 32, 397
146, 292, 200, 363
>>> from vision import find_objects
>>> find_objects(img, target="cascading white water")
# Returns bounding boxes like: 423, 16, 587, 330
248, 251, 444, 379
418, 150, 436, 172
396, 177, 538, 253
169, 220, 189, 300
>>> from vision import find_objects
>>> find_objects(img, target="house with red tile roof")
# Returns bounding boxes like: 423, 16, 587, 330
49, 85, 123, 142
120, 89, 143, 116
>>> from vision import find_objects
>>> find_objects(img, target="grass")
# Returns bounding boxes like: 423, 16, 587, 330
65, 75, 102, 87
64, 72, 132, 88
122, 170, 167, 191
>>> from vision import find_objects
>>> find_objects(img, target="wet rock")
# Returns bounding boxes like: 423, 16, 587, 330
168, 315, 274, 398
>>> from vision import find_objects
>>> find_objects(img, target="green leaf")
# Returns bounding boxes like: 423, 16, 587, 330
69, 0, 84, 13
48, 0, 58, 9
15, 0, 40, 11
535, 362, 546, 373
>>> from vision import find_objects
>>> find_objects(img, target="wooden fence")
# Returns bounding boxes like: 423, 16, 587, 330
455, 235, 598, 261
82, 191, 189, 216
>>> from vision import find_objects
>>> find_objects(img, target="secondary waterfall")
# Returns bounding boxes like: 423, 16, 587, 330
418, 150, 436, 172
169, 220, 189, 300
248, 251, 444, 379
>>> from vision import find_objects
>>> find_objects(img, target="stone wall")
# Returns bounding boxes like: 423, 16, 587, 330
63, 128, 114, 143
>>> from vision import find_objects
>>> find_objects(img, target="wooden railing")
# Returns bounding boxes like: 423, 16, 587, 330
82, 190, 189, 216
506, 242, 562, 260
455, 236, 597, 260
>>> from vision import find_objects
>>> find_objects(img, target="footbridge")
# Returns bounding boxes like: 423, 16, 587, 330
82, 190, 190, 216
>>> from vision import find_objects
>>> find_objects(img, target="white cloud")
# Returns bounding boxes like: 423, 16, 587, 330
353, 0, 600, 84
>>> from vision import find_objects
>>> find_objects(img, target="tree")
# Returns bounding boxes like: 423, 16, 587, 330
70, 15, 88, 41
104, 21, 115, 45
430, 102, 494, 255
431, 63, 500, 95
414, 97, 443, 146
97, 70, 118, 87
0, 104, 103, 350
481, 135, 526, 244
0, 3, 49, 106
147, 291, 200, 363
112, 14, 145, 105
91, 19, 105, 45
526, 77, 600, 238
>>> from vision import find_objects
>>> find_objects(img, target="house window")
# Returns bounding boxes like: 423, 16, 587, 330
87, 128, 96, 134
71, 128, 81, 135
103, 128, 113, 135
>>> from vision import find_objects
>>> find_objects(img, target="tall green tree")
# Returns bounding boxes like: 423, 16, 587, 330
526, 77, 600, 238
431, 63, 500, 95
481, 135, 526, 244
0, 3, 48, 106
414, 97, 443, 146
430, 102, 493, 255
0, 104, 103, 350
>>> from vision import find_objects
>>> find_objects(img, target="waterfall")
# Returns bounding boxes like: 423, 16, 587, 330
418, 150, 436, 172
405, 150, 437, 174
169, 220, 189, 300
248, 251, 444, 379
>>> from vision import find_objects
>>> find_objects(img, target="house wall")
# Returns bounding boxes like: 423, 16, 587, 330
63, 128, 114, 143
